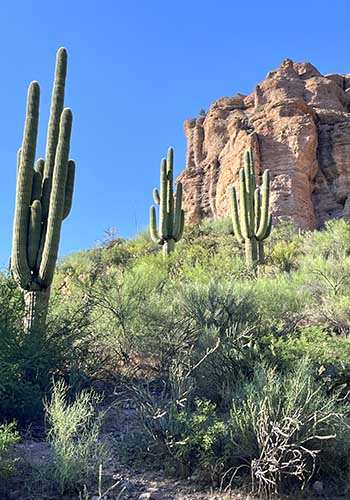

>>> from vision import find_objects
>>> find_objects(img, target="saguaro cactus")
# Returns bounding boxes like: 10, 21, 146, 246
12, 48, 75, 334
149, 147, 185, 257
230, 149, 272, 265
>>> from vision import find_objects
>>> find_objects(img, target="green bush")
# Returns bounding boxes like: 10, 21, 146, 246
228, 361, 350, 495
0, 422, 20, 481
269, 240, 301, 272
301, 219, 350, 259
44, 380, 109, 494
0, 290, 95, 425
165, 399, 228, 479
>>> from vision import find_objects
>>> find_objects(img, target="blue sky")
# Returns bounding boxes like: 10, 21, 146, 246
0, 0, 349, 265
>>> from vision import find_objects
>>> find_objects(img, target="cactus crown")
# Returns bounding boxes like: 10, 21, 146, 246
230, 148, 272, 263
149, 147, 185, 253
12, 48, 75, 291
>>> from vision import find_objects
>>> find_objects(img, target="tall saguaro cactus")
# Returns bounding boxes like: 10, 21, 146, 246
149, 147, 185, 257
230, 149, 272, 265
12, 48, 75, 334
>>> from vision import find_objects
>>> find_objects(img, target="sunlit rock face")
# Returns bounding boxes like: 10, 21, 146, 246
178, 59, 350, 229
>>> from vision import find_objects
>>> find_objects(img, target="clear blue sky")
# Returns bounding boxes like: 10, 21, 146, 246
0, 0, 349, 265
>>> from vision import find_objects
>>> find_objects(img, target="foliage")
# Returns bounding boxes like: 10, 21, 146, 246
228, 361, 350, 495
269, 239, 301, 272
44, 380, 109, 494
3, 217, 350, 496
0, 422, 20, 481
0, 271, 95, 425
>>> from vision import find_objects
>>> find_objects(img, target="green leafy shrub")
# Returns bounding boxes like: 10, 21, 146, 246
44, 380, 109, 494
301, 219, 350, 259
0, 284, 95, 425
0, 422, 20, 480
166, 399, 228, 478
228, 361, 350, 495
178, 282, 260, 407
269, 240, 301, 272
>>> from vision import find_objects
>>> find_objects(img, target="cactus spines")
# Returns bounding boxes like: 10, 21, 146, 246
11, 48, 75, 334
230, 148, 272, 265
149, 147, 185, 257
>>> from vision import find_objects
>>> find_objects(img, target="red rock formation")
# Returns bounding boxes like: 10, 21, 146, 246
178, 59, 350, 229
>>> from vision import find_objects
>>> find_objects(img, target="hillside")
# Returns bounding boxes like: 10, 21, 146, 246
2, 219, 350, 498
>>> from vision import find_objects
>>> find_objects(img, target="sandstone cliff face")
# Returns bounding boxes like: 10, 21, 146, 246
178, 60, 350, 229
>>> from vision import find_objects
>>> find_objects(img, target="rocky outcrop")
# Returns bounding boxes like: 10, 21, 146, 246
178, 59, 350, 229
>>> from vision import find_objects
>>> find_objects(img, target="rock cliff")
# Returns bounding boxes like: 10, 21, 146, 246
178, 59, 350, 229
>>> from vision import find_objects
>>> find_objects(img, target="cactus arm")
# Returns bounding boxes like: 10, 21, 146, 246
35, 222, 46, 271
167, 147, 174, 237
31, 171, 42, 202
62, 160, 75, 219
243, 151, 251, 193
38, 108, 72, 287
265, 214, 273, 238
43, 47, 67, 182
12, 81, 40, 289
256, 170, 270, 239
248, 151, 256, 234
153, 188, 160, 205
159, 158, 168, 238
173, 182, 183, 237
41, 48, 67, 220
243, 150, 255, 233
248, 149, 256, 192
35, 158, 45, 176
259, 213, 272, 240
239, 168, 251, 239
174, 210, 184, 242
150, 206, 161, 243
230, 186, 244, 244
16, 148, 22, 175
28, 200, 42, 269
254, 188, 261, 234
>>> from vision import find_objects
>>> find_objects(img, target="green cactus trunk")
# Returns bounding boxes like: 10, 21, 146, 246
162, 239, 175, 257
258, 240, 265, 264
149, 147, 185, 259
230, 148, 272, 266
23, 289, 50, 334
11, 48, 75, 336
245, 238, 258, 265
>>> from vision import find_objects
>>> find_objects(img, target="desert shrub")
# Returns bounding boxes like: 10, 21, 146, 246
86, 261, 175, 378
177, 282, 261, 407
302, 254, 350, 298
300, 253, 350, 333
44, 380, 109, 494
123, 379, 230, 480
267, 219, 299, 244
301, 219, 350, 260
269, 240, 301, 272
197, 217, 233, 237
228, 361, 350, 495
171, 399, 228, 477
0, 271, 96, 425
236, 273, 307, 335
262, 326, 350, 391
0, 274, 45, 424
127, 360, 350, 495
0, 422, 20, 481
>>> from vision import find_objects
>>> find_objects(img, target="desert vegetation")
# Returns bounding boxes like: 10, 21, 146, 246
2, 214, 350, 498
1, 48, 350, 500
